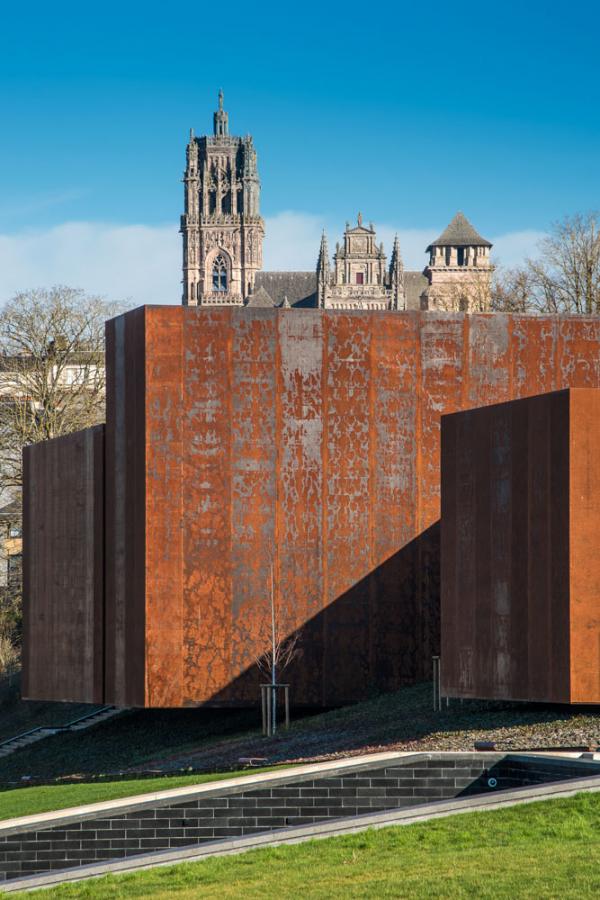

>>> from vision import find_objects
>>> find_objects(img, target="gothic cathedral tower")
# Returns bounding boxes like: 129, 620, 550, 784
181, 91, 264, 306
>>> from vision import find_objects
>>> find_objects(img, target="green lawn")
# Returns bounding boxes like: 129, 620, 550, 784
0, 768, 282, 822
12, 792, 600, 898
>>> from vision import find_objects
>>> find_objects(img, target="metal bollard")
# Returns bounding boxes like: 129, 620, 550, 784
432, 656, 441, 711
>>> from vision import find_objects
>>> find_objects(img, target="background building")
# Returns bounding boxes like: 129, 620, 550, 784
181, 91, 264, 306
421, 212, 493, 312
182, 96, 493, 312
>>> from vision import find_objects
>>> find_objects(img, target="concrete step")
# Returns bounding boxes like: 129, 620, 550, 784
0, 708, 125, 759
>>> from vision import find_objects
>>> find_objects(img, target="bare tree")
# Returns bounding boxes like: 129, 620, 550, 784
0, 286, 127, 494
0, 286, 129, 668
492, 212, 600, 314
491, 266, 536, 313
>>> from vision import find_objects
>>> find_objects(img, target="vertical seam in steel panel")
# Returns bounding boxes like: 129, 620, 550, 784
274, 310, 282, 652
567, 389, 572, 700
320, 311, 329, 707
227, 307, 234, 686
552, 315, 559, 391
84, 429, 94, 697
367, 314, 376, 681
143, 306, 148, 706
415, 312, 422, 536
22, 447, 30, 699
507, 315, 514, 401
461, 314, 469, 410
113, 314, 126, 705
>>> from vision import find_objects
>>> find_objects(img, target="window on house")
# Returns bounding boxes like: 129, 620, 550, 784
212, 256, 228, 291
7, 553, 21, 585
356, 272, 364, 285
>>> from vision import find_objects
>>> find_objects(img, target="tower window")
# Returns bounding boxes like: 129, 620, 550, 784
212, 255, 228, 292
457, 247, 465, 266
356, 272, 364, 285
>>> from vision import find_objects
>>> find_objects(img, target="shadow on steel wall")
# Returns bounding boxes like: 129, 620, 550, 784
202, 522, 441, 709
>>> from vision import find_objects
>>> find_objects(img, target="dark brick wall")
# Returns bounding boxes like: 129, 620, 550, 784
0, 754, 598, 882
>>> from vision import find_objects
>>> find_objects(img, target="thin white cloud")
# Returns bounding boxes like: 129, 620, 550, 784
0, 189, 89, 221
489, 230, 546, 267
0, 222, 180, 306
0, 216, 547, 307
263, 211, 324, 270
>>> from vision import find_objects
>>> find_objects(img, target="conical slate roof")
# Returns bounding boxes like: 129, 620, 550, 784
427, 212, 492, 250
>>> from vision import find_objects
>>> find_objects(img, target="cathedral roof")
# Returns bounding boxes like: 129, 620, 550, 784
245, 286, 278, 308
255, 272, 317, 308
404, 271, 429, 309
427, 212, 492, 250
254, 270, 427, 310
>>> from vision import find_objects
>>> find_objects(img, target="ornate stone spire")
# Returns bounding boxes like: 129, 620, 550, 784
213, 89, 229, 137
317, 230, 330, 308
389, 234, 406, 310
181, 93, 264, 305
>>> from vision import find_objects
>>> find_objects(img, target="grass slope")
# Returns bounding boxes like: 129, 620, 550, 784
12, 792, 600, 899
0, 768, 282, 822
0, 706, 259, 782
0, 681, 598, 782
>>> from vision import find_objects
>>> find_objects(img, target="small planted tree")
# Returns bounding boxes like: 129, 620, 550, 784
254, 564, 301, 735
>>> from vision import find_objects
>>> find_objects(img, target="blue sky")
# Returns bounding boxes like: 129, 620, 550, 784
1, 0, 599, 303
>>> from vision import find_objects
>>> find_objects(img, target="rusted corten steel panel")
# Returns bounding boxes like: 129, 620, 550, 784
104, 308, 147, 708
22, 426, 104, 703
441, 388, 600, 704
569, 390, 600, 702
105, 309, 600, 708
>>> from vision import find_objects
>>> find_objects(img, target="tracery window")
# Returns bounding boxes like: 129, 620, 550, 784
212, 255, 228, 292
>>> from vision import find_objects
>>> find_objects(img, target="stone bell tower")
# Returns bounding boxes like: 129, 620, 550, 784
421, 211, 493, 312
181, 91, 264, 306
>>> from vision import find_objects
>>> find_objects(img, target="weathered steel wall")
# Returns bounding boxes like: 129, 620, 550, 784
441, 388, 600, 704
568, 389, 600, 702
104, 307, 146, 708
23, 426, 104, 703
104, 309, 600, 708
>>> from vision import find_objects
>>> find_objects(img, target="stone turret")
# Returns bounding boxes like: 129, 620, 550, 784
213, 89, 229, 137
421, 212, 493, 312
